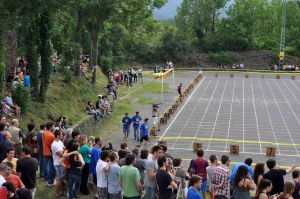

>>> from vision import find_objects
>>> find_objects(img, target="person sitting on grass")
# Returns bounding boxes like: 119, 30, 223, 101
86, 101, 102, 121
3, 93, 20, 117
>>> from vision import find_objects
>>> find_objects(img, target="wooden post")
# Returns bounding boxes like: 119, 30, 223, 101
266, 147, 276, 157
193, 143, 203, 152
230, 145, 240, 155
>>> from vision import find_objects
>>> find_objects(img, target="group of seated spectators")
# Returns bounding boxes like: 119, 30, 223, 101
86, 95, 112, 121
7, 57, 31, 90
0, 112, 299, 199
1, 93, 21, 117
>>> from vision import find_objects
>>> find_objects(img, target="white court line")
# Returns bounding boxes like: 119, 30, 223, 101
266, 79, 299, 157
243, 78, 245, 152
225, 79, 236, 151
258, 79, 281, 154
251, 79, 262, 154
170, 147, 300, 157
273, 80, 300, 152
160, 73, 204, 140
206, 79, 228, 150
188, 79, 221, 149
282, 80, 300, 118
170, 79, 212, 149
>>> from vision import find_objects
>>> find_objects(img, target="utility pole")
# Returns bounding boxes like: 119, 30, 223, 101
279, 0, 287, 70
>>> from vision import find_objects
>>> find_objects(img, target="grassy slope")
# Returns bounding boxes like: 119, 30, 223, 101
19, 70, 108, 129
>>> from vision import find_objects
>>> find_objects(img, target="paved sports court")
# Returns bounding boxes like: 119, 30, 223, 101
161, 72, 300, 166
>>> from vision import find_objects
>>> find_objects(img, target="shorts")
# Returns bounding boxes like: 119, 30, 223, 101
97, 187, 108, 199
123, 127, 130, 134
201, 180, 207, 193
93, 174, 97, 185
54, 165, 65, 179
140, 135, 149, 142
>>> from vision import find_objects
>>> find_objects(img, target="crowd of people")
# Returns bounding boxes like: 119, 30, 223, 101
0, 110, 299, 199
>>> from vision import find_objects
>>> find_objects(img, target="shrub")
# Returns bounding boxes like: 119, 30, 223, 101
12, 84, 32, 114
208, 52, 235, 65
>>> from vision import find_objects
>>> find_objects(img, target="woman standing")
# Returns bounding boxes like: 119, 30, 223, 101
79, 135, 91, 195
277, 181, 295, 199
254, 163, 266, 199
257, 179, 278, 199
233, 165, 256, 199
67, 142, 85, 199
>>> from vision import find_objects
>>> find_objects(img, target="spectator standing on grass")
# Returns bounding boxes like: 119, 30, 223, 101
16, 146, 38, 198
132, 112, 142, 142
4, 161, 24, 189
132, 148, 146, 185
89, 137, 104, 199
42, 122, 56, 186
51, 129, 65, 198
122, 113, 132, 141
67, 142, 85, 199
2, 147, 18, 173
207, 155, 218, 199
36, 124, 46, 178
24, 73, 31, 88
263, 159, 295, 195
79, 135, 91, 195
2, 181, 18, 199
8, 119, 22, 158
212, 155, 231, 199
0, 131, 13, 162
173, 158, 188, 199
192, 149, 209, 199
292, 170, 300, 199
0, 163, 7, 186
25, 123, 38, 158
119, 154, 142, 199
232, 165, 256, 199
256, 179, 277, 199
230, 158, 254, 185
107, 151, 122, 199
144, 145, 163, 199
96, 150, 109, 199
277, 181, 295, 199
156, 156, 178, 199
187, 175, 203, 199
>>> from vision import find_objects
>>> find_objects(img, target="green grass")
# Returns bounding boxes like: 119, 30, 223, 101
140, 81, 170, 93
135, 95, 153, 104
19, 70, 108, 129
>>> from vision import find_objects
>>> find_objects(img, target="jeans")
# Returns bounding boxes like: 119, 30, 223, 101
133, 127, 140, 141
43, 156, 55, 184
68, 174, 81, 199
38, 155, 44, 178
215, 195, 229, 199
80, 163, 90, 194
145, 186, 155, 199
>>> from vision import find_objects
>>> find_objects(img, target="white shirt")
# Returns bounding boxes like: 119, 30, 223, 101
96, 159, 108, 188
0, 175, 6, 186
51, 140, 64, 166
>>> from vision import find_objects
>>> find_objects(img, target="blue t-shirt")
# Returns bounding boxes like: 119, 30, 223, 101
230, 163, 253, 184
122, 116, 132, 129
187, 187, 203, 199
107, 163, 121, 194
24, 75, 31, 88
131, 115, 142, 128
89, 146, 101, 174
140, 123, 148, 136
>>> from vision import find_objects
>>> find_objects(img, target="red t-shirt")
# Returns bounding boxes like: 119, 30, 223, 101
193, 158, 209, 181
42, 131, 55, 156
6, 174, 24, 189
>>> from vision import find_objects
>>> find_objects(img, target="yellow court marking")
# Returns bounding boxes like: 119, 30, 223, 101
151, 136, 300, 147
181, 159, 298, 169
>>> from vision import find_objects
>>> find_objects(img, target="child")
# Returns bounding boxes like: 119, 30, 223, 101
187, 175, 203, 199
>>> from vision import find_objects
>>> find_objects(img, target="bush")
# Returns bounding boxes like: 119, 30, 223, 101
12, 84, 32, 114
208, 52, 235, 65
62, 67, 72, 84
100, 56, 112, 76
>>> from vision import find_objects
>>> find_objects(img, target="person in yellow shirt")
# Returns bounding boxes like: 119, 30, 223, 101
2, 148, 18, 174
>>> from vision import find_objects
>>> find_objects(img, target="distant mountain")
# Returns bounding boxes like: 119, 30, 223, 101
153, 0, 183, 20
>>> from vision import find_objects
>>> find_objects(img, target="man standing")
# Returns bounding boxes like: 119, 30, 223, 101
36, 124, 46, 178
51, 130, 65, 197
42, 122, 55, 186
263, 159, 295, 195
140, 118, 149, 145
96, 150, 109, 199
177, 83, 183, 96
120, 154, 142, 199
0, 163, 6, 186
122, 113, 132, 141
131, 112, 142, 142
4, 161, 24, 189
192, 149, 209, 199
107, 151, 122, 199
212, 155, 231, 199
144, 145, 163, 199
16, 146, 38, 198
2, 148, 18, 173
8, 119, 22, 158
89, 137, 104, 199
0, 131, 13, 162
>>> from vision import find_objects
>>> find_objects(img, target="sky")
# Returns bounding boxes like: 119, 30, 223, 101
153, 0, 235, 20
